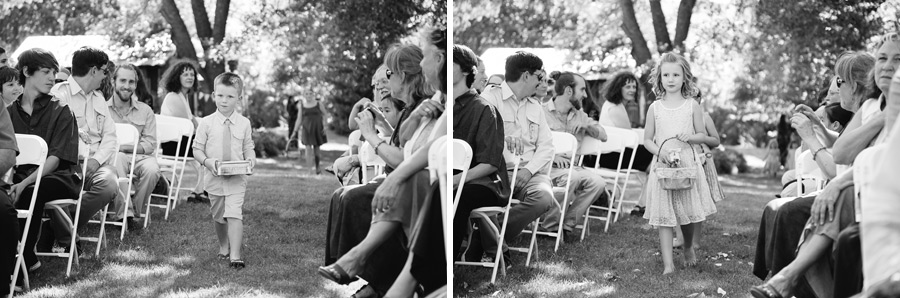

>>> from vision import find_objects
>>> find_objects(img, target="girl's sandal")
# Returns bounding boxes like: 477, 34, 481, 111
230, 259, 246, 269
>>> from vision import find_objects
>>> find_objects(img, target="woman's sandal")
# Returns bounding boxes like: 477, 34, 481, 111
230, 259, 246, 269
317, 263, 359, 285
750, 283, 784, 298
217, 253, 229, 260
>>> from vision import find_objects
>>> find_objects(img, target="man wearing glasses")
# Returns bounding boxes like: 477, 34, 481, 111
467, 51, 555, 267
49, 46, 119, 247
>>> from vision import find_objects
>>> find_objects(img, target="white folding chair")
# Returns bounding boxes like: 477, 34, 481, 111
429, 137, 474, 269
521, 132, 578, 255
579, 126, 638, 238
795, 147, 825, 196
96, 124, 139, 240
348, 130, 362, 150
359, 141, 386, 183
455, 155, 521, 284
8, 135, 47, 297
149, 116, 193, 223
37, 140, 91, 275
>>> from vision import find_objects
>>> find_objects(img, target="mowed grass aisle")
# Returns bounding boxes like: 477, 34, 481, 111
19, 150, 358, 298
453, 174, 780, 298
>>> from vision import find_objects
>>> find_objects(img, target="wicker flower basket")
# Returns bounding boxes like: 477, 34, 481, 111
655, 137, 698, 191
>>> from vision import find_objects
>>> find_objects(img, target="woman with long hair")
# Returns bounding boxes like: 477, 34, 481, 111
159, 61, 207, 203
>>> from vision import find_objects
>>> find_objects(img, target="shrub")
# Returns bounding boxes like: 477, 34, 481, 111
252, 130, 287, 158
712, 147, 749, 174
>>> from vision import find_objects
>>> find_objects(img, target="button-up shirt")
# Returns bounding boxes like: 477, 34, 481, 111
8, 94, 80, 175
543, 100, 602, 144
480, 81, 554, 175
51, 77, 117, 165
193, 110, 255, 195
108, 96, 157, 155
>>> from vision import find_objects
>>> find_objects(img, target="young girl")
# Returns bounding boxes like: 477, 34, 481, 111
643, 53, 718, 274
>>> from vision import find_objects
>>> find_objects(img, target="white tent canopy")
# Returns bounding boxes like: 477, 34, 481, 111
12, 35, 111, 68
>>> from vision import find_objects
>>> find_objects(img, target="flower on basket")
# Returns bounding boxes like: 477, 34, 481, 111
666, 148, 682, 167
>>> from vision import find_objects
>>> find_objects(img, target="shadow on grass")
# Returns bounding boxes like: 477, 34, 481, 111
19, 151, 361, 298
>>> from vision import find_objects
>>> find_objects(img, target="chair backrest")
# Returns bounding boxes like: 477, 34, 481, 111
359, 140, 386, 182
15, 134, 48, 167
451, 138, 473, 172
795, 147, 824, 195
632, 128, 645, 143
604, 126, 639, 150
547, 132, 578, 172
156, 115, 194, 138
114, 123, 140, 148
155, 120, 183, 143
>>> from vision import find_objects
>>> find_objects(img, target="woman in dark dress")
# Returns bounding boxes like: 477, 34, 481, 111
291, 93, 328, 174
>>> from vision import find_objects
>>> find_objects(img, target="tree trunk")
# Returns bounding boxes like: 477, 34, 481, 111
649, 0, 672, 53
191, 0, 214, 49
673, 0, 697, 53
159, 0, 197, 59
619, 0, 652, 66
212, 0, 230, 44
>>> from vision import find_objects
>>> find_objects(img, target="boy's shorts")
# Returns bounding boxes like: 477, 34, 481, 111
209, 192, 245, 223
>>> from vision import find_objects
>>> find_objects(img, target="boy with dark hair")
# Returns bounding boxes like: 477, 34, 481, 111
0, 47, 9, 67
193, 72, 256, 269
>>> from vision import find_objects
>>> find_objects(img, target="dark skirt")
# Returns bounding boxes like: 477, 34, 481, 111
0, 192, 17, 296
161, 135, 194, 157
301, 106, 327, 147
407, 173, 446, 293
324, 179, 407, 293
588, 145, 653, 172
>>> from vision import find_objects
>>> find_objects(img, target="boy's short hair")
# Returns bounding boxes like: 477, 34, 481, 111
71, 46, 109, 77
0, 66, 18, 92
16, 48, 59, 85
214, 72, 243, 94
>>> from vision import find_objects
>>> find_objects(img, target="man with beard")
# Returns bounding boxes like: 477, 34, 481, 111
539, 71, 607, 243
468, 51, 554, 266
107, 64, 159, 231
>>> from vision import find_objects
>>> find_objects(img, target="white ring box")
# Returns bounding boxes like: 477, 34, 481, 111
216, 160, 253, 176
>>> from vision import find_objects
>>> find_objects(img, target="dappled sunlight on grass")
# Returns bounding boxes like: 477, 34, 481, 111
520, 274, 595, 295
111, 249, 155, 263
22, 263, 187, 298
535, 261, 577, 277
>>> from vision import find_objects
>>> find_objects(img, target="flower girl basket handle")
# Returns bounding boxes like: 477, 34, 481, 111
655, 137, 701, 191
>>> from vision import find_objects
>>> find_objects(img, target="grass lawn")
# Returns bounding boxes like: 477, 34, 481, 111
453, 174, 780, 298
18, 148, 372, 298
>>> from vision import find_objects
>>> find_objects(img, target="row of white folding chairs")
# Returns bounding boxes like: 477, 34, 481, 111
9, 115, 195, 292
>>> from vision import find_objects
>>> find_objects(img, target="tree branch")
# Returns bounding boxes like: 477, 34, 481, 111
619, 0, 651, 66
673, 0, 697, 53
212, 0, 230, 44
191, 0, 213, 50
649, 0, 672, 53
160, 0, 198, 59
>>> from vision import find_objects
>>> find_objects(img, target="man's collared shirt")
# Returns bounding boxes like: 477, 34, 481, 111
8, 94, 79, 174
480, 81, 554, 175
193, 110, 255, 195
543, 100, 600, 144
51, 77, 117, 165
108, 96, 157, 155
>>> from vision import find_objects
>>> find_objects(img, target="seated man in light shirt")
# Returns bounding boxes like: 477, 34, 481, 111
107, 63, 160, 231
468, 51, 554, 266
540, 71, 607, 243
49, 46, 119, 246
